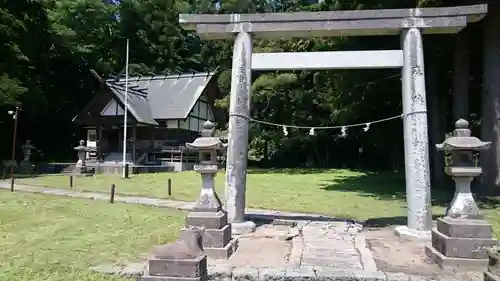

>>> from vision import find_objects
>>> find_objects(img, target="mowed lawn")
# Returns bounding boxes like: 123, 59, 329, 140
16, 168, 500, 235
0, 191, 185, 281
20, 169, 435, 220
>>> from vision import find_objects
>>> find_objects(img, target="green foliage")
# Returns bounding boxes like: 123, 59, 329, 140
0, 0, 488, 169
0, 75, 27, 105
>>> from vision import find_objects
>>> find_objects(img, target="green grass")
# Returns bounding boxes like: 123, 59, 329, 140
16, 169, 500, 235
4, 169, 500, 281
19, 169, 436, 220
0, 191, 185, 281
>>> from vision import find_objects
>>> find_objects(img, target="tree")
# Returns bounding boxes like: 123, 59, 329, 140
480, 1, 500, 194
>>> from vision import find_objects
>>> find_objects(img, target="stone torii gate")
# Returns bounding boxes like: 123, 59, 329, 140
179, 4, 488, 238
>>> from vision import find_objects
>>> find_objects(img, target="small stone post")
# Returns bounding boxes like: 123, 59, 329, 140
20, 140, 35, 172
426, 119, 497, 270
395, 27, 433, 241
184, 121, 237, 259
142, 226, 207, 281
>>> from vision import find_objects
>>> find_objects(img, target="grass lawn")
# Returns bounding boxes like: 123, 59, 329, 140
0, 191, 185, 281
18, 169, 436, 220
16, 168, 500, 235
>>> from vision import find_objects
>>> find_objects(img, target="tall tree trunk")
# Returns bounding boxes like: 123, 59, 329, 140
480, 3, 500, 195
453, 29, 470, 121
427, 48, 445, 186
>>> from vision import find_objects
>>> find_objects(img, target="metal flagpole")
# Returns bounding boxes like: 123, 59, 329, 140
122, 39, 130, 178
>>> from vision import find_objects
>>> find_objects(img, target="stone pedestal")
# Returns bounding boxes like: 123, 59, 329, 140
485, 248, 500, 281
426, 217, 497, 270
142, 227, 208, 281
19, 161, 34, 173
185, 211, 237, 259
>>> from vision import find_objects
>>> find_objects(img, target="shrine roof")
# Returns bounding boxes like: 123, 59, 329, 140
104, 72, 215, 125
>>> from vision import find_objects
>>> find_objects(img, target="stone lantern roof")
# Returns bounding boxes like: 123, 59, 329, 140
436, 119, 490, 151
74, 140, 97, 151
185, 121, 225, 151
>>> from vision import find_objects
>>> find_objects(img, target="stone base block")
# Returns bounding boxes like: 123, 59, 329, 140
180, 224, 232, 249
20, 161, 34, 172
485, 271, 500, 281
141, 274, 207, 281
437, 217, 493, 238
425, 244, 488, 271
204, 238, 238, 260
186, 211, 227, 230
394, 225, 431, 241
204, 224, 232, 248
431, 228, 497, 259
148, 256, 207, 277
231, 220, 256, 235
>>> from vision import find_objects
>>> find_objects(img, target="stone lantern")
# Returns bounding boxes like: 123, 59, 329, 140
183, 121, 236, 259
20, 140, 35, 172
74, 140, 95, 175
426, 119, 497, 270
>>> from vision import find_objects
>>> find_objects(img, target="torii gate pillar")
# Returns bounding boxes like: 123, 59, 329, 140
225, 31, 255, 234
179, 5, 488, 237
397, 27, 432, 238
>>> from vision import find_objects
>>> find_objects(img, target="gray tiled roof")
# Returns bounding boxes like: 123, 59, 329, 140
106, 72, 214, 125
106, 83, 158, 126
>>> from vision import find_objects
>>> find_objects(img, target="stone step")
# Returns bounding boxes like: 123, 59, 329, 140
90, 263, 483, 281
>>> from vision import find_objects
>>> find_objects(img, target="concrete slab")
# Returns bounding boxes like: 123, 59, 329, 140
179, 5, 487, 39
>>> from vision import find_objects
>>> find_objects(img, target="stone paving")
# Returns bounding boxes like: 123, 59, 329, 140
90, 221, 483, 281
299, 221, 364, 269
1, 182, 486, 281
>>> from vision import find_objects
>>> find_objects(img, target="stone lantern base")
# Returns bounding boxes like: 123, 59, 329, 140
19, 160, 34, 173
184, 211, 238, 259
73, 168, 94, 177
425, 216, 498, 271
73, 161, 94, 176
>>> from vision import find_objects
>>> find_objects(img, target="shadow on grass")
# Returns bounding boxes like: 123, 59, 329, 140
363, 215, 444, 228
319, 171, 454, 207
246, 213, 447, 228
246, 213, 363, 226
247, 168, 337, 174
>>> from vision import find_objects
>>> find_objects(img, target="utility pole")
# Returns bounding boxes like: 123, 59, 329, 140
122, 39, 130, 179
8, 104, 21, 192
